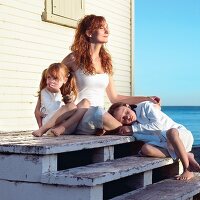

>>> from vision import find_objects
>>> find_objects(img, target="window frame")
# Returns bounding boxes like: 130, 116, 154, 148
42, 0, 85, 28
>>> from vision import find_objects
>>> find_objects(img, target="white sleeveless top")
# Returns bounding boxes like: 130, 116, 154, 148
74, 69, 109, 107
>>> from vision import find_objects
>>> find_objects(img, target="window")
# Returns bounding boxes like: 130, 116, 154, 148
42, 0, 85, 28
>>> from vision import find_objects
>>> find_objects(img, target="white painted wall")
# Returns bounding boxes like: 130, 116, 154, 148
0, 0, 133, 131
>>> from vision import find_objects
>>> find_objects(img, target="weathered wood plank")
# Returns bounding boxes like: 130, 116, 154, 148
0, 132, 135, 154
111, 176, 200, 200
0, 179, 103, 200
41, 156, 175, 186
0, 153, 57, 182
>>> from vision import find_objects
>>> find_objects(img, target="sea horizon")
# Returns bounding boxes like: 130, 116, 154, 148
163, 105, 200, 107
162, 106, 200, 146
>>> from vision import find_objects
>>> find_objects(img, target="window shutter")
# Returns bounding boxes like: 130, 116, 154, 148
42, 0, 85, 28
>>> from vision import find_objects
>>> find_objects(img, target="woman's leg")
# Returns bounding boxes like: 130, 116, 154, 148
32, 102, 77, 137
51, 99, 90, 136
166, 128, 194, 180
103, 112, 122, 131
97, 112, 123, 135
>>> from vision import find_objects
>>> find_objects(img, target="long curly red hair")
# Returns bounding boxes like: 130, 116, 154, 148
71, 14, 113, 75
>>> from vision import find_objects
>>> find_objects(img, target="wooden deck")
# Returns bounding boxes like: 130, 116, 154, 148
0, 131, 199, 200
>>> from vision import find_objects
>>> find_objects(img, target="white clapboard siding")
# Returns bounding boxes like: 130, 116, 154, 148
0, 61, 48, 73
0, 87, 37, 97
0, 102, 36, 111
0, 0, 133, 131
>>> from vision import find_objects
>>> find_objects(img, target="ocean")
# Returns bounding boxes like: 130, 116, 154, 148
162, 106, 200, 146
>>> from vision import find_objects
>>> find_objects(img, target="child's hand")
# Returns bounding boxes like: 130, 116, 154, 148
47, 84, 60, 93
118, 126, 132, 136
40, 107, 47, 118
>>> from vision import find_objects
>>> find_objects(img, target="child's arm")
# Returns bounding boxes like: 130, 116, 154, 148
35, 89, 56, 128
34, 97, 42, 128
132, 102, 163, 133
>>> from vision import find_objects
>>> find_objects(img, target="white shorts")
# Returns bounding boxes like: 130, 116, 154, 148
75, 106, 106, 135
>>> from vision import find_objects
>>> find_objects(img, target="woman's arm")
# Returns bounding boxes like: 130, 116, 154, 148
61, 53, 77, 72
118, 126, 133, 136
106, 75, 161, 105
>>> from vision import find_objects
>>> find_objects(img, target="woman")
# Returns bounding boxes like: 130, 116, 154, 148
35, 14, 160, 136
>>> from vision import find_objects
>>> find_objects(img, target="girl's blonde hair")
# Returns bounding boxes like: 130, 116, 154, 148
38, 63, 77, 99
71, 14, 113, 75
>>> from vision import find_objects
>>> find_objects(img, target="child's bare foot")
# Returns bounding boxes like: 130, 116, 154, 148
32, 130, 43, 137
175, 169, 194, 180
188, 152, 200, 172
51, 126, 65, 136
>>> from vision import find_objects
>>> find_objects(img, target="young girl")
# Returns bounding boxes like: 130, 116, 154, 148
32, 63, 89, 137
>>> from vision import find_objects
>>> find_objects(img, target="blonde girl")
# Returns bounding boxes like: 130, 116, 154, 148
32, 63, 89, 137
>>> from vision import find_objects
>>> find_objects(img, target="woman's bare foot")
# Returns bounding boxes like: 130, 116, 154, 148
51, 126, 65, 136
188, 152, 200, 172
175, 169, 194, 180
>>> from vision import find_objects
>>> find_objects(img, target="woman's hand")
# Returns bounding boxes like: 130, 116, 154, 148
63, 94, 74, 104
118, 126, 133, 136
147, 96, 161, 108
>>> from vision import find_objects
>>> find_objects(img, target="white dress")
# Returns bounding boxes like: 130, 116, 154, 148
132, 101, 194, 159
74, 69, 109, 134
40, 88, 64, 125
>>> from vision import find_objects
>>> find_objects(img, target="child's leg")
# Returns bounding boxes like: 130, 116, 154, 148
51, 99, 90, 136
140, 143, 169, 158
166, 128, 194, 180
187, 152, 200, 172
32, 102, 77, 137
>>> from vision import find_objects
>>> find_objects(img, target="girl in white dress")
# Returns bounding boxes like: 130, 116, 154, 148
32, 63, 89, 137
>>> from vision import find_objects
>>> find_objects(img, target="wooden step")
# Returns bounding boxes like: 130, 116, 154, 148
0, 131, 134, 154
0, 132, 136, 183
111, 175, 200, 200
41, 156, 175, 186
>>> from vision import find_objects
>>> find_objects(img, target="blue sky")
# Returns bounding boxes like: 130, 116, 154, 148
134, 0, 200, 106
